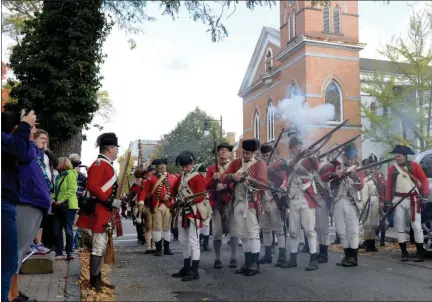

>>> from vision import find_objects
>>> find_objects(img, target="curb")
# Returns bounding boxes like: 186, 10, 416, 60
65, 255, 81, 302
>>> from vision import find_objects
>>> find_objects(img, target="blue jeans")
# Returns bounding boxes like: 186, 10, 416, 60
73, 228, 81, 249
1, 201, 18, 302
387, 211, 395, 226
54, 209, 78, 256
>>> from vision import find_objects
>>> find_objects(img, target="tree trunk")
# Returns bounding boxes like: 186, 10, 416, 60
51, 130, 83, 158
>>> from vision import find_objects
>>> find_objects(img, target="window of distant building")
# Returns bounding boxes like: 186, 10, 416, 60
325, 80, 343, 122
254, 111, 260, 139
323, 4, 331, 33
267, 101, 275, 142
334, 5, 341, 34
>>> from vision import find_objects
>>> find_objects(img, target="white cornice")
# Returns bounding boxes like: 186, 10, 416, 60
239, 67, 281, 98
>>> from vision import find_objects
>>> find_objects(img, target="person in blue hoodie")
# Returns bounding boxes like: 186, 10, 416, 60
6, 112, 51, 302
1, 110, 36, 302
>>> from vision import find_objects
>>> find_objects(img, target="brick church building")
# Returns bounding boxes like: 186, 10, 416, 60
238, 0, 365, 158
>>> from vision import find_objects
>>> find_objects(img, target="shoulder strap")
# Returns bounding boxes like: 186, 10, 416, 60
55, 172, 69, 200
150, 174, 167, 196
180, 172, 199, 195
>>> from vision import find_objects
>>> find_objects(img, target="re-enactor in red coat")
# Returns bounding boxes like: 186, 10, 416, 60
140, 158, 177, 256
76, 132, 122, 292
171, 151, 206, 282
220, 139, 267, 277
205, 142, 237, 269
385, 145, 429, 262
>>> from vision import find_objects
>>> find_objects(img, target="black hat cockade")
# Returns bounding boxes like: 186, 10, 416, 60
175, 150, 196, 166
389, 145, 415, 155
96, 132, 119, 148
288, 136, 303, 149
151, 158, 168, 166
343, 143, 358, 159
260, 143, 273, 155
242, 139, 260, 152
213, 142, 234, 154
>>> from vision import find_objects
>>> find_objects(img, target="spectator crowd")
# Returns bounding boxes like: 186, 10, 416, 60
2, 109, 87, 302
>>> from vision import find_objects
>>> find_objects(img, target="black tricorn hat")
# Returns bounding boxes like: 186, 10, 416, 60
368, 153, 378, 163
242, 139, 260, 152
151, 158, 168, 166
213, 142, 234, 154
96, 132, 119, 147
389, 145, 415, 155
175, 150, 196, 166
260, 143, 273, 155
197, 164, 207, 173
289, 136, 303, 149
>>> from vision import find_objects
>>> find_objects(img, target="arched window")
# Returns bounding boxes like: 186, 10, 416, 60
334, 5, 341, 34
325, 81, 343, 122
253, 111, 260, 139
291, 81, 299, 97
323, 4, 330, 33
287, 13, 291, 41
264, 48, 273, 72
291, 11, 296, 39
267, 102, 275, 141
369, 102, 377, 115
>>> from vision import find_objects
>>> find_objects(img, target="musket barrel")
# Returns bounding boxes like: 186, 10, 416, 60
318, 134, 361, 160
307, 119, 349, 151
356, 156, 397, 172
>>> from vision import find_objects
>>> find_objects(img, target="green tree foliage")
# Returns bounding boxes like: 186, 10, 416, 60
4, 0, 111, 156
361, 7, 432, 152
152, 107, 229, 171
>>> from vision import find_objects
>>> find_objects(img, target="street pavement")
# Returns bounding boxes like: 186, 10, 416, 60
111, 219, 431, 301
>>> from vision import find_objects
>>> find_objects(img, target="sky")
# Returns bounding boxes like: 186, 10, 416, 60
1, 1, 426, 165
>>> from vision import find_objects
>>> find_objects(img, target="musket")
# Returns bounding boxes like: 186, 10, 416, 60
266, 127, 285, 165
307, 119, 349, 153
248, 179, 286, 194
318, 134, 361, 160
356, 156, 396, 173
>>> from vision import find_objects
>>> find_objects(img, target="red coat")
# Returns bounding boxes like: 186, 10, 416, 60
374, 171, 386, 203
319, 160, 364, 195
205, 163, 233, 208
76, 156, 119, 234
273, 157, 319, 208
140, 173, 177, 209
173, 172, 206, 226
385, 161, 429, 201
220, 158, 267, 214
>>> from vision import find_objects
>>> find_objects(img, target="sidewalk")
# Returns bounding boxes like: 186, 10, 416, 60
18, 254, 81, 302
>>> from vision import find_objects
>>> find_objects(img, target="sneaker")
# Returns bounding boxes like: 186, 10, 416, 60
55, 255, 66, 260
31, 243, 50, 254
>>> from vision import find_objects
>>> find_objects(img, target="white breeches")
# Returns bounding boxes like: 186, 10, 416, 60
393, 196, 423, 244
202, 217, 211, 236
178, 214, 200, 260
363, 196, 380, 240
211, 207, 230, 240
333, 198, 360, 249
91, 232, 108, 257
288, 197, 317, 254
260, 200, 285, 248
230, 201, 260, 253
315, 197, 330, 246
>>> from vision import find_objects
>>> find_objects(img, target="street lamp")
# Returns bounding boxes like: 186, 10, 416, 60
203, 115, 223, 141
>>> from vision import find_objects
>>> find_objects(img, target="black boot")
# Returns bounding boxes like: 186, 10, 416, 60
236, 252, 251, 274
164, 240, 174, 255
90, 255, 103, 292
317, 244, 329, 263
337, 248, 349, 266
275, 248, 287, 267
305, 253, 319, 271
213, 259, 222, 269
154, 240, 162, 256
365, 240, 378, 252
399, 242, 409, 262
333, 233, 341, 244
359, 240, 366, 249
380, 223, 386, 246
300, 236, 310, 253
182, 260, 200, 281
281, 253, 297, 268
172, 257, 191, 277
203, 235, 210, 251
98, 272, 116, 289
245, 253, 260, 276
413, 243, 425, 262
199, 233, 204, 246
343, 248, 358, 267
259, 246, 272, 264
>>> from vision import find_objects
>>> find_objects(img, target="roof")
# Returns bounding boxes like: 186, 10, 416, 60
360, 58, 432, 75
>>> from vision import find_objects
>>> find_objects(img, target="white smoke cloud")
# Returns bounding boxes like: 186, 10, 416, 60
276, 94, 335, 138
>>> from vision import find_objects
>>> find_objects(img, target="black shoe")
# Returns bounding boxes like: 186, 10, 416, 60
275, 248, 287, 267
259, 246, 272, 264
413, 243, 425, 262
236, 252, 251, 274
399, 242, 409, 262
98, 272, 116, 289
365, 240, 378, 252
342, 248, 358, 267
305, 253, 319, 271
154, 240, 162, 256
182, 260, 200, 281
229, 258, 237, 268
380, 241, 385, 247
337, 248, 349, 266
163, 241, 174, 255
172, 257, 191, 277
317, 244, 329, 263
245, 253, 260, 276
203, 235, 211, 251
213, 259, 223, 269
281, 253, 297, 268
10, 292, 36, 302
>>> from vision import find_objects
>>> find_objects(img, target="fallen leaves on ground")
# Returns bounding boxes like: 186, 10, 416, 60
329, 242, 417, 255
79, 250, 115, 302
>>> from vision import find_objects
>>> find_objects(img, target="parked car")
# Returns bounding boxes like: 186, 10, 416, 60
408, 150, 432, 256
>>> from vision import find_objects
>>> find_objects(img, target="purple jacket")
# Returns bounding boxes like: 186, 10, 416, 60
19, 140, 51, 211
